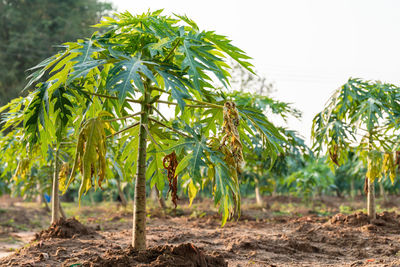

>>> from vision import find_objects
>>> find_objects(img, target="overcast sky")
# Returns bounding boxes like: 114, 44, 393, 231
112, 0, 400, 145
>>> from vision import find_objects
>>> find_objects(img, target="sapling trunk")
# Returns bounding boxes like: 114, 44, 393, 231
36, 183, 42, 204
51, 148, 60, 224
117, 176, 127, 208
367, 136, 376, 219
255, 181, 264, 207
59, 201, 66, 219
367, 178, 376, 219
379, 182, 387, 203
150, 186, 167, 209
156, 187, 167, 210
132, 85, 150, 250
350, 179, 355, 199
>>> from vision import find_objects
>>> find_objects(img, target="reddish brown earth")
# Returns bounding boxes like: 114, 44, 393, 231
35, 218, 96, 240
1, 196, 400, 266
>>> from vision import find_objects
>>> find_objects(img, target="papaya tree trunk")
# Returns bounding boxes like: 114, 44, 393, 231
379, 182, 387, 202
132, 85, 150, 250
255, 180, 264, 207
36, 183, 42, 204
59, 201, 66, 219
117, 176, 127, 208
367, 178, 376, 219
155, 186, 167, 210
350, 179, 355, 199
367, 136, 376, 219
51, 148, 60, 224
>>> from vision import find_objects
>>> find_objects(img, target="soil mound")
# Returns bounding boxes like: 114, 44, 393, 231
88, 243, 227, 267
35, 217, 95, 240
330, 211, 400, 230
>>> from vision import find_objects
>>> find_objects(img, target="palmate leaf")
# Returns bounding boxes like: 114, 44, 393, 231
70, 39, 104, 65
161, 137, 209, 183
210, 152, 240, 225
155, 66, 192, 110
63, 117, 107, 205
163, 131, 240, 225
179, 34, 227, 92
106, 55, 158, 101
147, 143, 165, 192
120, 126, 140, 173
237, 106, 285, 163
67, 39, 106, 82
145, 37, 175, 58
23, 83, 50, 147
205, 31, 254, 74
52, 87, 73, 141
23, 53, 62, 91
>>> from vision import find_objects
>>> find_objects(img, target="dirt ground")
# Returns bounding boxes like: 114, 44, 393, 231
1, 195, 400, 266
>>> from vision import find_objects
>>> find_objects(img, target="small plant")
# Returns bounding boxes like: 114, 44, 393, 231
312, 78, 400, 219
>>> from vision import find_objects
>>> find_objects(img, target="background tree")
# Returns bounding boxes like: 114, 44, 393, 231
0, 0, 113, 105
227, 90, 306, 207
312, 78, 400, 219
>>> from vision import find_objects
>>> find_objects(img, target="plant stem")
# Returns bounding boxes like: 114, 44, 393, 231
132, 82, 151, 250
156, 99, 221, 109
367, 134, 376, 219
59, 201, 66, 219
163, 39, 181, 62
116, 176, 127, 208
90, 92, 142, 104
254, 179, 264, 207
106, 122, 140, 139
150, 86, 225, 109
149, 117, 190, 138
51, 148, 60, 224
152, 106, 168, 122
104, 112, 143, 122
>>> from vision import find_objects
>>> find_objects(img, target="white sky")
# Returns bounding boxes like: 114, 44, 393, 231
111, 0, 400, 145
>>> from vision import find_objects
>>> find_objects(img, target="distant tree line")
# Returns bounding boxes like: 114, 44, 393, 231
0, 0, 113, 105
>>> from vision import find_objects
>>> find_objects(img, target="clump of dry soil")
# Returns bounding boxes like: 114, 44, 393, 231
330, 211, 400, 233
83, 243, 226, 267
35, 217, 95, 240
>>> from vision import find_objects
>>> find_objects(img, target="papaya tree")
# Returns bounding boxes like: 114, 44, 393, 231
0, 10, 285, 250
224, 91, 306, 206
0, 116, 72, 220
312, 78, 400, 219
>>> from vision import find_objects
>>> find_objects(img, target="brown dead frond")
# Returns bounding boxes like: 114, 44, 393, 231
163, 151, 179, 208
220, 101, 243, 172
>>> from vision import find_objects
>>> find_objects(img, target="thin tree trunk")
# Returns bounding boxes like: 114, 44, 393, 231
379, 182, 387, 202
59, 201, 66, 219
132, 85, 150, 250
36, 183, 42, 204
367, 136, 376, 219
117, 177, 127, 208
51, 148, 60, 224
367, 178, 376, 219
155, 187, 167, 210
350, 179, 355, 199
255, 183, 264, 207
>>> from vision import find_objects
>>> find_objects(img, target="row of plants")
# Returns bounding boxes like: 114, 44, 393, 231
1, 10, 400, 250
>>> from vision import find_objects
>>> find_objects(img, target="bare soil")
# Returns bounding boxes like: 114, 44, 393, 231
1, 196, 400, 266
35, 217, 96, 240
